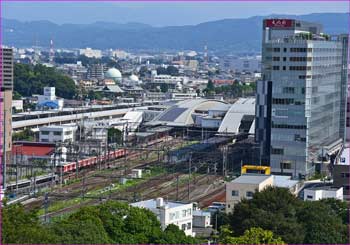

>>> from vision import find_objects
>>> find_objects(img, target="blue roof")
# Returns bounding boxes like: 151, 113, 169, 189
37, 101, 59, 109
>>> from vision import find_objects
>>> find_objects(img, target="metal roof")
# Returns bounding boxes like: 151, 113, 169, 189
150, 99, 228, 126
231, 174, 271, 184
218, 97, 255, 134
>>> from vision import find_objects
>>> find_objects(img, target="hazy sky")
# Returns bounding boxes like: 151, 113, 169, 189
3, 1, 348, 26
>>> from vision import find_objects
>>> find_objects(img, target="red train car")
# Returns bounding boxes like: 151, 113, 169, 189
57, 148, 127, 174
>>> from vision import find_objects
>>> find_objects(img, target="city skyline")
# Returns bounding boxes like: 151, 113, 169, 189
3, 1, 349, 26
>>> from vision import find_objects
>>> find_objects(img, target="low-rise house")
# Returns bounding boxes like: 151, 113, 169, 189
131, 197, 194, 237
304, 185, 343, 201
225, 174, 300, 213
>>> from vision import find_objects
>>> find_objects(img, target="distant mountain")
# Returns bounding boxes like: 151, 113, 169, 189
2, 13, 348, 53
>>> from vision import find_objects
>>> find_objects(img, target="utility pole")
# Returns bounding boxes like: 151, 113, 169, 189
33, 171, 37, 197
176, 175, 179, 201
124, 146, 127, 176
15, 149, 18, 195
81, 174, 86, 201
187, 153, 192, 201
44, 192, 49, 223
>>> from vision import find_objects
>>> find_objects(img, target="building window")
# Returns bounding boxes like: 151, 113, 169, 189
169, 213, 175, 221
282, 87, 295, 94
232, 190, 239, 196
187, 222, 191, 230
341, 173, 350, 178
271, 148, 284, 155
246, 191, 254, 198
273, 48, 280, 52
65, 131, 72, 135
181, 224, 186, 231
306, 195, 313, 199
283, 48, 287, 52
53, 132, 62, 136
273, 66, 280, 70
41, 131, 49, 135
182, 210, 187, 217
281, 162, 292, 169
273, 57, 280, 61
283, 57, 286, 61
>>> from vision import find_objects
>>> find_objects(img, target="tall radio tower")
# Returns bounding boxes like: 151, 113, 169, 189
49, 38, 54, 64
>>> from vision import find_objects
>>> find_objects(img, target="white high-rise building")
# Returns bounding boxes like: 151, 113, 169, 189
256, 19, 348, 178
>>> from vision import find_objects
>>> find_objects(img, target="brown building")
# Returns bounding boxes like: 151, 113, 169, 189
1, 47, 13, 189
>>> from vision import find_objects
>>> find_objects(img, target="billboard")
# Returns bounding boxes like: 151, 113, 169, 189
265, 19, 293, 28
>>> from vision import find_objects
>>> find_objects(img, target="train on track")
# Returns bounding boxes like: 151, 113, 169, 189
56, 136, 172, 174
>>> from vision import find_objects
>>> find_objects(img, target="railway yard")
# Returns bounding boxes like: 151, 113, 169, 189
18, 136, 226, 220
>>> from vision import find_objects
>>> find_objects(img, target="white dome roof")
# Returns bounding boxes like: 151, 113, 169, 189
105, 68, 122, 79
129, 74, 139, 81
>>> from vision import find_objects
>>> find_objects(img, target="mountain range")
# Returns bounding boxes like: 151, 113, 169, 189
2, 13, 348, 53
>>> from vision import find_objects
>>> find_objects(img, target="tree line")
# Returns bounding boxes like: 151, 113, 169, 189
204, 79, 256, 98
217, 186, 349, 244
3, 187, 348, 244
14, 63, 77, 99
2, 201, 199, 244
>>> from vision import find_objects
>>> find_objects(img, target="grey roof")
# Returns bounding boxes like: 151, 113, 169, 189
231, 174, 271, 184
150, 99, 228, 126
305, 185, 341, 191
273, 175, 298, 188
218, 97, 255, 134
103, 85, 124, 93
131, 199, 191, 209
193, 210, 211, 217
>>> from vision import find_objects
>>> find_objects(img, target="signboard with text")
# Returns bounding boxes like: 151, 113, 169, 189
265, 19, 293, 28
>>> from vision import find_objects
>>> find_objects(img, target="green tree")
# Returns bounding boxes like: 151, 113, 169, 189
160, 83, 169, 93
156, 66, 167, 75
13, 128, 35, 141
2, 201, 200, 244
206, 79, 215, 91
50, 206, 111, 244
166, 66, 179, 76
2, 204, 57, 244
12, 91, 22, 100
225, 186, 349, 244
107, 128, 123, 145
14, 63, 77, 99
88, 90, 103, 100
297, 201, 348, 244
218, 225, 284, 244
228, 187, 305, 244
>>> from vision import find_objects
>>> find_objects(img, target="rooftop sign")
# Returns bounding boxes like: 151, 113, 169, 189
265, 19, 293, 28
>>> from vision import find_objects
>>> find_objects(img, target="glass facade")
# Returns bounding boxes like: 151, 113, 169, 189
258, 27, 346, 178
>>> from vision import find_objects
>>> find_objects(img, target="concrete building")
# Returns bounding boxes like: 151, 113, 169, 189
88, 64, 108, 80
256, 19, 348, 178
192, 210, 211, 228
37, 87, 64, 110
225, 174, 299, 213
131, 197, 194, 236
39, 125, 77, 143
79, 48, 102, 58
333, 147, 350, 200
12, 100, 23, 112
304, 186, 343, 201
1, 47, 13, 191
